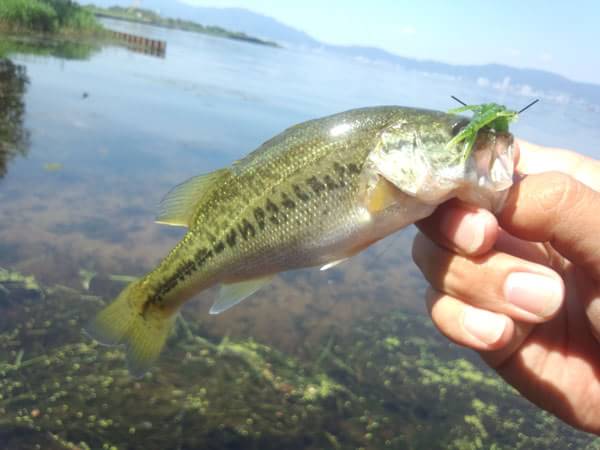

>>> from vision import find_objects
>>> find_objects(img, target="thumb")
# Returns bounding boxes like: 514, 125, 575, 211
499, 171, 600, 280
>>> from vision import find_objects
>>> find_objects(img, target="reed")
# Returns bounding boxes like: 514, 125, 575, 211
0, 0, 100, 33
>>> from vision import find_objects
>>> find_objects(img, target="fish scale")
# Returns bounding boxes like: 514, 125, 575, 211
147, 108, 396, 304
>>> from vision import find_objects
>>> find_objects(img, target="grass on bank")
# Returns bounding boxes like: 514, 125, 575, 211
0, 0, 102, 34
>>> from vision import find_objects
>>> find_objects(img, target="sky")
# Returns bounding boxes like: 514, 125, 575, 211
178, 0, 599, 85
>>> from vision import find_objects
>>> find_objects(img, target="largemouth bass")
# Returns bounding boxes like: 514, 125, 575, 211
85, 105, 515, 376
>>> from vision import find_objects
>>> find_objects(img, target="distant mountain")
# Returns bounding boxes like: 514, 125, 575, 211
169, 6, 320, 47
83, 0, 318, 46
79, 1, 600, 105
321, 44, 600, 105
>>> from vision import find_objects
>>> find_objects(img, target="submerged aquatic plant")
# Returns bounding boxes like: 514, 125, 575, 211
0, 268, 598, 449
447, 103, 519, 162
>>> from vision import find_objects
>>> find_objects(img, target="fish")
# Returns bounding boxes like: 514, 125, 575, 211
84, 105, 515, 376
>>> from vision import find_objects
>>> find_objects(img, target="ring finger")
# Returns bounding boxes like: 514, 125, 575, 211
426, 288, 534, 366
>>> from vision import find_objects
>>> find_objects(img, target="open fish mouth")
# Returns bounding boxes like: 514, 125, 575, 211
465, 130, 514, 211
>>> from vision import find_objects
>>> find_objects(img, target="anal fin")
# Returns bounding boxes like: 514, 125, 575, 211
209, 275, 273, 315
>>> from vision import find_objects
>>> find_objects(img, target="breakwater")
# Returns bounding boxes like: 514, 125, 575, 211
109, 29, 166, 57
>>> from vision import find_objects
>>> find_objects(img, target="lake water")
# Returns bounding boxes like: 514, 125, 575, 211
0, 18, 599, 449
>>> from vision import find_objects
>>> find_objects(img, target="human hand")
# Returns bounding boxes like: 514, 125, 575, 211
412, 139, 600, 433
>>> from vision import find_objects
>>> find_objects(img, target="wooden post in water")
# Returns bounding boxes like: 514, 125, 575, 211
109, 30, 166, 58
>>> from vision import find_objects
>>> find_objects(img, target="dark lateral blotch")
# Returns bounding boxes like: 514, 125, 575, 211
293, 184, 311, 202
226, 228, 237, 247
265, 198, 281, 225
253, 208, 266, 230
238, 219, 256, 240
307, 176, 326, 195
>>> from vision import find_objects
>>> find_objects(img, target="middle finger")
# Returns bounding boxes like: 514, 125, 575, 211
412, 232, 565, 323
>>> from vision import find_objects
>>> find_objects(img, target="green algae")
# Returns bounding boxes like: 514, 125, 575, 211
43, 162, 63, 172
0, 266, 43, 304
0, 270, 598, 449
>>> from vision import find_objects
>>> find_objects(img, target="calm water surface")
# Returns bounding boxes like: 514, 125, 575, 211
1, 19, 599, 449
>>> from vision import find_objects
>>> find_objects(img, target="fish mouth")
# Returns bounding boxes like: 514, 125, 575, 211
473, 127, 513, 151
466, 129, 515, 211
472, 129, 514, 177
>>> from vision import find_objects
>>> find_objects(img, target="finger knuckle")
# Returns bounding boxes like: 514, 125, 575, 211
534, 172, 583, 218
412, 235, 453, 289
411, 232, 427, 268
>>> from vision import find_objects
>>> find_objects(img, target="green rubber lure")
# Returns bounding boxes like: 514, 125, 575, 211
447, 103, 519, 162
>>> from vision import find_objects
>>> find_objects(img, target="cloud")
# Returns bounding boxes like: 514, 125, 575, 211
540, 52, 553, 62
399, 26, 416, 35
178, 0, 204, 5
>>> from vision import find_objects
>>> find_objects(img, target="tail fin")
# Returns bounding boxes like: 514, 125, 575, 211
84, 283, 176, 377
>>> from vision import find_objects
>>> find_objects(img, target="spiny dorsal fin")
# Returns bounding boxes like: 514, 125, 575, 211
209, 275, 274, 315
156, 169, 230, 227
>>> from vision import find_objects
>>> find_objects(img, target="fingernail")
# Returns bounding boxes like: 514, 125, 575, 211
504, 272, 563, 318
463, 306, 506, 345
441, 211, 486, 253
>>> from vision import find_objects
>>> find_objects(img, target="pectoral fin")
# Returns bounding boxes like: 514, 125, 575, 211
156, 169, 231, 227
366, 176, 407, 214
320, 258, 348, 271
209, 275, 274, 315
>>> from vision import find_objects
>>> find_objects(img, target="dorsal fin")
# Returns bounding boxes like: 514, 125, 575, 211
156, 169, 230, 227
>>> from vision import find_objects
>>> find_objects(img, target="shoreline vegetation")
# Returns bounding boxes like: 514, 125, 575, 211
86, 5, 280, 48
0, 0, 104, 36
0, 0, 279, 48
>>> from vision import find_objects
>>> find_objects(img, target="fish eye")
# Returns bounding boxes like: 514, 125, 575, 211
451, 118, 470, 137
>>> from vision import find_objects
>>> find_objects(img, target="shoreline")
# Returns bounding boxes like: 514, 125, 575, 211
92, 10, 280, 48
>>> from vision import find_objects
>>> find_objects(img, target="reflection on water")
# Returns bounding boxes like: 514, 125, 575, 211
0, 34, 101, 61
0, 59, 29, 179
0, 21, 599, 449
0, 33, 102, 179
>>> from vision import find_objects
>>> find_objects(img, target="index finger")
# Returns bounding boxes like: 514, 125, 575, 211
416, 200, 499, 256
517, 139, 600, 190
